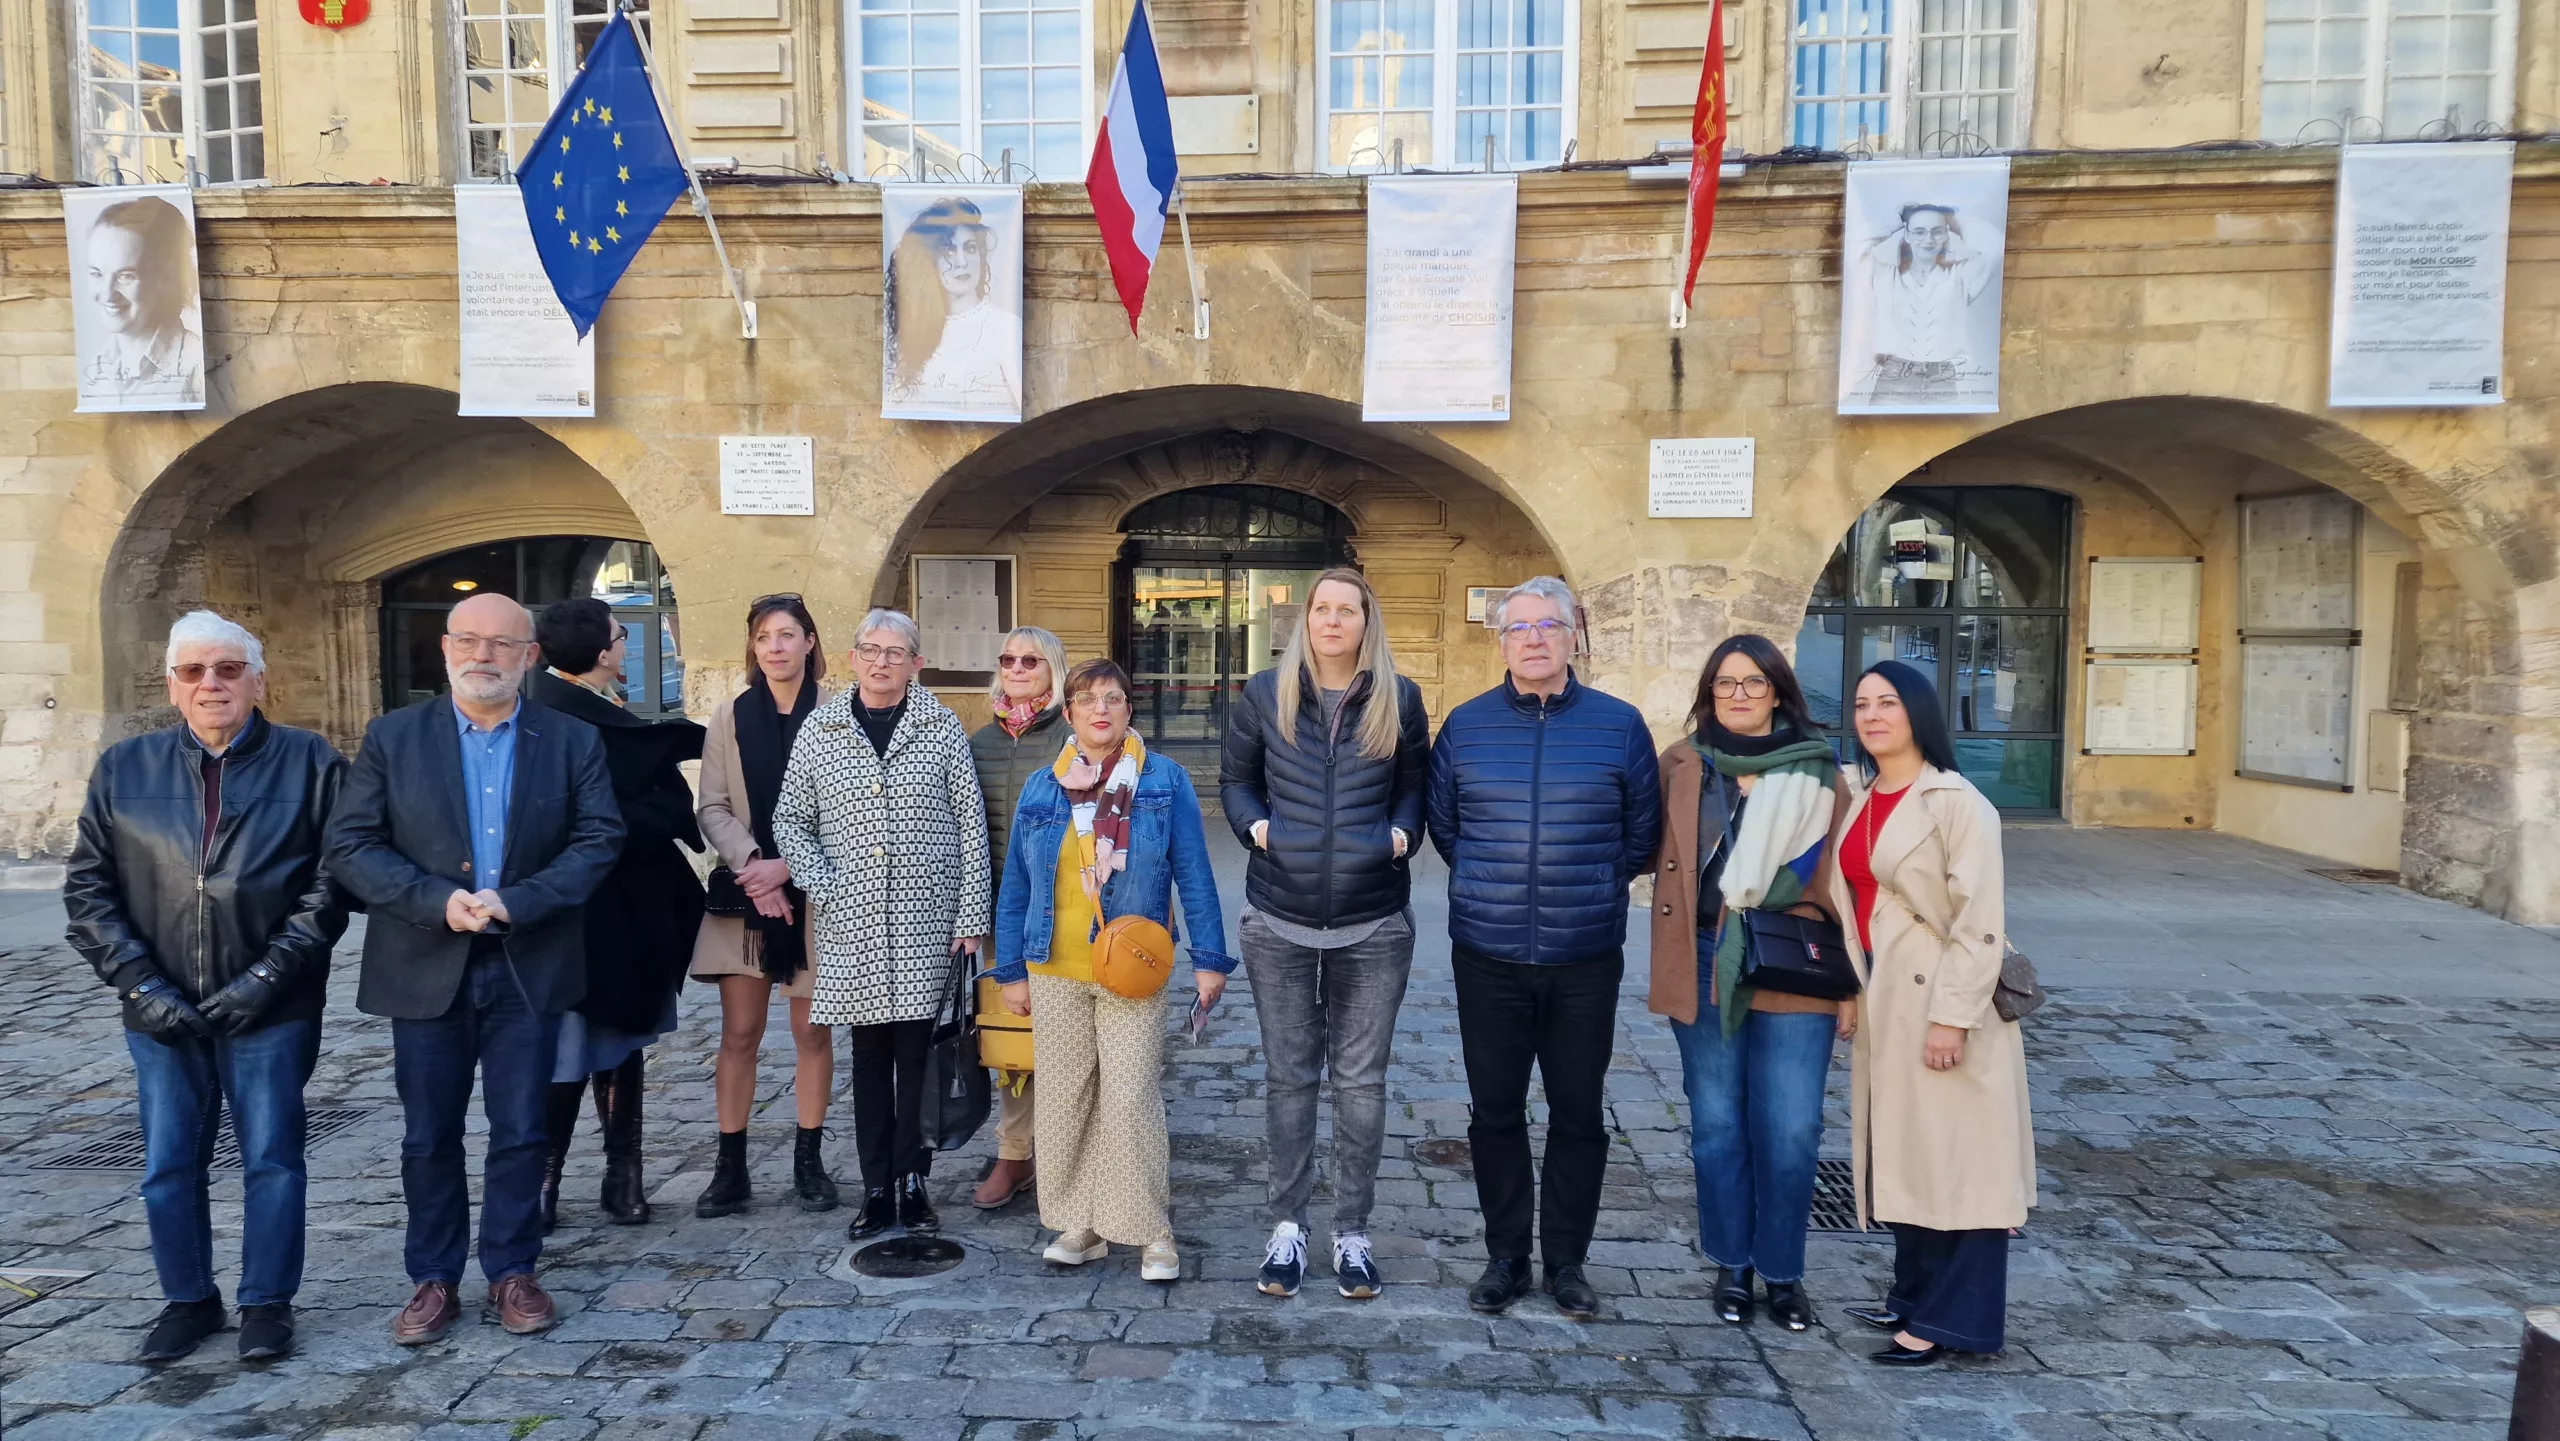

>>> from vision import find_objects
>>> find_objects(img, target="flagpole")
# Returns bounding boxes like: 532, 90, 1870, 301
618, 4, 758, 339
1174, 182, 1209, 340
1671, 163, 1693, 332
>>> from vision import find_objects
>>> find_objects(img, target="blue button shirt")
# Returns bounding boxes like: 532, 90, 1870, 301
454, 698, 519, 888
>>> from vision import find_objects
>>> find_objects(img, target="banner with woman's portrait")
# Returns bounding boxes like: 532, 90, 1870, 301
881, 184, 1025, 424
65, 185, 206, 414
1836, 157, 2010, 416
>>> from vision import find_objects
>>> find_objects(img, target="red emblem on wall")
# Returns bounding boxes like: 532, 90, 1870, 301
299, 0, 368, 27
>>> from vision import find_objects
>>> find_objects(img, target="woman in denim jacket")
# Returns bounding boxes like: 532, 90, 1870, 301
992, 658, 1233, 1282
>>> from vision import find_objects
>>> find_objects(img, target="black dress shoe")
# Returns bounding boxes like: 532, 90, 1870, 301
138, 1296, 225, 1363
1843, 1302, 1905, 1331
1467, 1256, 1534, 1314
237, 1303, 294, 1361
1712, 1266, 1755, 1325
1544, 1262, 1599, 1320
1870, 1338, 1947, 1367
1764, 1281, 1813, 1332
896, 1173, 939, 1234
846, 1187, 897, 1241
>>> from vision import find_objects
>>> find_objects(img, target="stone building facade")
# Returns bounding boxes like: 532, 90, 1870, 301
0, 0, 2555, 922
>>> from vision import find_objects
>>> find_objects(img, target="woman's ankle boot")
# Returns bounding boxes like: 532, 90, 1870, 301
793, 1127, 840, 1213
540, 1082, 584, 1233
598, 1054, 650, 1225
696, 1128, 751, 1219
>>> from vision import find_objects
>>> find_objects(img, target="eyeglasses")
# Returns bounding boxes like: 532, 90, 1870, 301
854, 644, 915, 665
1501, 619, 1568, 641
996, 654, 1046, 672
1071, 691, 1130, 713
169, 660, 251, 684
445, 633, 530, 657
1711, 676, 1773, 699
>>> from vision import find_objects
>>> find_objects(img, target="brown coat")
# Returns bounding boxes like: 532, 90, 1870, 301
1645, 739, 1846, 1025
1823, 764, 2036, 1232
688, 691, 820, 985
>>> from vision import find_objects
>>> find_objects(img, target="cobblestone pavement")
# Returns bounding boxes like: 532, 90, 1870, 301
2, 883, 2556, 1440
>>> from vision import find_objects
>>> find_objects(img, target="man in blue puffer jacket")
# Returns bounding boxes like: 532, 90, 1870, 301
1427, 575, 1663, 1322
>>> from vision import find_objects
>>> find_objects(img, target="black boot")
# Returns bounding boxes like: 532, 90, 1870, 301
847, 1187, 897, 1241
696, 1129, 751, 1219
540, 1081, 584, 1234
1713, 1266, 1756, 1325
793, 1127, 841, 1213
596, 1054, 651, 1225
897, 1173, 939, 1234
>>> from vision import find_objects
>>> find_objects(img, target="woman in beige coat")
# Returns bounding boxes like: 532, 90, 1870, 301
689, 595, 840, 1219
1823, 660, 2034, 1367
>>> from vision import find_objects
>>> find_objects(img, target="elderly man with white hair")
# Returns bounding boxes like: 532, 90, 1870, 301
771, 607, 992, 1243
1426, 576, 1663, 1322
67, 611, 350, 1365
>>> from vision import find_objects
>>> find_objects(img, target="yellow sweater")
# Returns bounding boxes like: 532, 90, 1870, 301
1033, 827, 1098, 983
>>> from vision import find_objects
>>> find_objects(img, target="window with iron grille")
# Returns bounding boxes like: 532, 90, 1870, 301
457, 0, 653, 181
1790, 0, 2027, 155
77, 0, 264, 185
2259, 0, 2514, 143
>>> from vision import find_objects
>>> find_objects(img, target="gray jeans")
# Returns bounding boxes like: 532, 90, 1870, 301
1241, 909, 1416, 1235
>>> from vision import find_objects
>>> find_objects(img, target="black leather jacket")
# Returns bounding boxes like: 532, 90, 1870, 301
1219, 666, 1430, 930
65, 711, 350, 1033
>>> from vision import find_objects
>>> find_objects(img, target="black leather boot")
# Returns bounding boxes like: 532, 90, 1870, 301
540, 1081, 584, 1234
847, 1187, 897, 1241
793, 1126, 840, 1213
1713, 1266, 1756, 1325
897, 1172, 939, 1234
597, 1054, 650, 1225
696, 1130, 751, 1219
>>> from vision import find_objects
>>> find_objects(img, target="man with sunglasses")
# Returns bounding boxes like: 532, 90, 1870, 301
67, 611, 350, 1364
326, 591, 624, 1346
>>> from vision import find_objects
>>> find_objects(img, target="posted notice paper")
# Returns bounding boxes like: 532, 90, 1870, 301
1362, 175, 1517, 422
456, 185, 596, 418
2328, 141, 2512, 408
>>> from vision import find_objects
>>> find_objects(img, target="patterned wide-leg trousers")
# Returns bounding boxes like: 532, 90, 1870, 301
1028, 973, 1171, 1246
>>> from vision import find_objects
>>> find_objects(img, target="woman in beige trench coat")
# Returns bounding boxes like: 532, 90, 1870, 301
1823, 660, 2034, 1367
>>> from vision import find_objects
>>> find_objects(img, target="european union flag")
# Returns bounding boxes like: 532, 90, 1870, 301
519, 11, 690, 338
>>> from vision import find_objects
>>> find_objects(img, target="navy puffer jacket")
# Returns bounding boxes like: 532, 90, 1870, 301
1219, 666, 1429, 930
1426, 672, 1664, 965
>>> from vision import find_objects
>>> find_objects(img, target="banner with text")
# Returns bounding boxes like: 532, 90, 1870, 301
2329, 141, 2511, 408
1836, 157, 2009, 416
1362, 175, 1516, 422
457, 185, 595, 417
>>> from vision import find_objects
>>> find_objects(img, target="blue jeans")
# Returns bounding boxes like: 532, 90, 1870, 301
126, 1017, 321, 1308
1671, 992, 1835, 1284
393, 955, 559, 1286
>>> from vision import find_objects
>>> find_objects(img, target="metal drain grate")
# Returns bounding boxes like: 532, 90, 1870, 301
1808, 1158, 1864, 1232
30, 1107, 375, 1172
850, 1237, 966, 1279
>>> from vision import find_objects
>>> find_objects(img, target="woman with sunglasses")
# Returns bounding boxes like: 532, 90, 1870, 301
990, 658, 1231, 1283
1826, 660, 2033, 1367
963, 626, 1070, 1210
688, 595, 843, 1218
1647, 634, 1850, 1332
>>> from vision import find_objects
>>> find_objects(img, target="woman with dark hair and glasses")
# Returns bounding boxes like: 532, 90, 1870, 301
1646, 633, 1851, 1333
688, 595, 843, 1219
1825, 659, 2033, 1367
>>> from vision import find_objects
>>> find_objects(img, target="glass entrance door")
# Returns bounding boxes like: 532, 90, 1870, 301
1127, 565, 1322, 781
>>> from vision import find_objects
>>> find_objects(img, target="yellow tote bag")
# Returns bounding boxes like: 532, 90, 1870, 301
974, 975, 1034, 1073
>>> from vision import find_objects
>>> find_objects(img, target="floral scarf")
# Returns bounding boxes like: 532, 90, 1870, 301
996, 698, 1048, 737
1054, 734, 1145, 939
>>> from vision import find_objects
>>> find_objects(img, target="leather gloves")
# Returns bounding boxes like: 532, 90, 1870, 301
199, 959, 287, 1037
123, 975, 215, 1043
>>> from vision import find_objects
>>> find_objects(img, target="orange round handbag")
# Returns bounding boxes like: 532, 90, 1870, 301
1090, 914, 1176, 999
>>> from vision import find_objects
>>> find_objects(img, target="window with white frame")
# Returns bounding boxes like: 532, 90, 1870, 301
457, 0, 652, 181
1790, 0, 2027, 154
2259, 0, 2514, 143
1322, 0, 1571, 171
850, 0, 1089, 183
78, 0, 264, 185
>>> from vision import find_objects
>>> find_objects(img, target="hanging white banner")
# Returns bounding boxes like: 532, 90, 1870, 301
882, 184, 1025, 424
2328, 141, 2511, 408
1836, 157, 2009, 416
1362, 175, 1516, 423
456, 185, 595, 418
66, 184, 206, 414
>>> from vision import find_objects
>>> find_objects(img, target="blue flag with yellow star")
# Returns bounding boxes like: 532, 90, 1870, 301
519, 11, 689, 338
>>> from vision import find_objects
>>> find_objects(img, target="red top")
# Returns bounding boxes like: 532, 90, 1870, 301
1841, 782, 1912, 953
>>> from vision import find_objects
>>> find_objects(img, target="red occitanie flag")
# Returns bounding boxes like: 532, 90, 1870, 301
1681, 0, 1729, 309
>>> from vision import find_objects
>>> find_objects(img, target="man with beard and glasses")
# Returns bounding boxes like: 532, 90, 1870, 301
326, 592, 623, 1345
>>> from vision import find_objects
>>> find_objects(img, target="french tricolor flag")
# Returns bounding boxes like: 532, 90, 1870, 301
1086, 0, 1179, 334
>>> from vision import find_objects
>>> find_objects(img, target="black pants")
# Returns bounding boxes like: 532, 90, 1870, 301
1887, 1223, 2009, 1352
1451, 944, 1623, 1266
846, 1019, 934, 1190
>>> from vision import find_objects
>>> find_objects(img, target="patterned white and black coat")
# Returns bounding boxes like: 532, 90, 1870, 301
771, 683, 994, 1027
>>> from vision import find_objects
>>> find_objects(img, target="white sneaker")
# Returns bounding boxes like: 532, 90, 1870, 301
1140, 1239, 1181, 1282
1042, 1229, 1107, 1265
1258, 1220, 1307, 1297
1333, 1231, 1383, 1300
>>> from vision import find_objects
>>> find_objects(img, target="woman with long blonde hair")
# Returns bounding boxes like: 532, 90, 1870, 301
1217, 567, 1429, 1300
886, 197, 1021, 413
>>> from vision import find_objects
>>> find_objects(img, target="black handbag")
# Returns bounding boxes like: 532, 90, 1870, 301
703, 866, 751, 917
1738, 908, 1863, 1001
920, 957, 992, 1151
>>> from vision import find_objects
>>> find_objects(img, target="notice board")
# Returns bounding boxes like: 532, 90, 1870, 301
2087, 558, 2200, 653
2083, 660, 2196, 755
